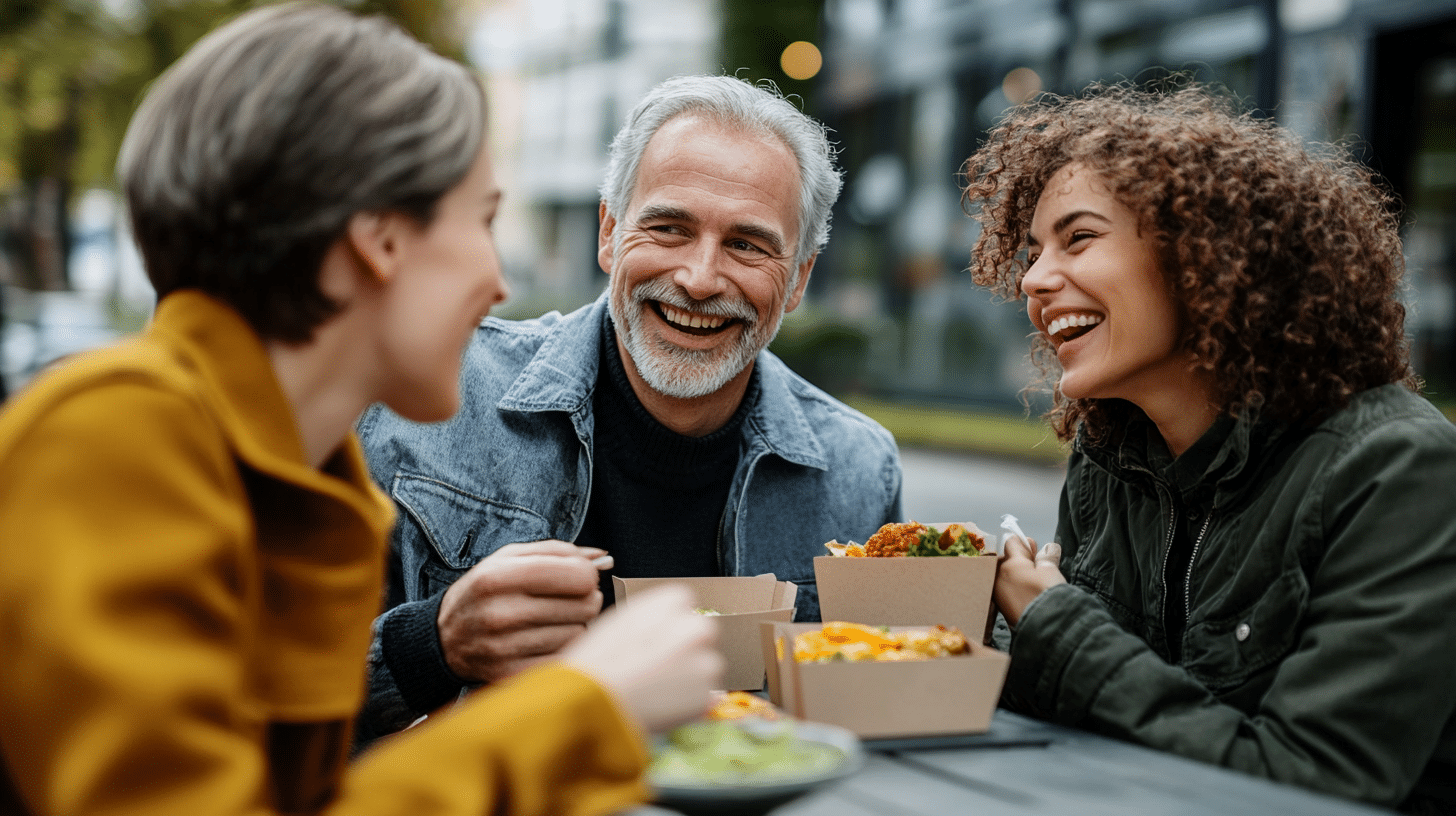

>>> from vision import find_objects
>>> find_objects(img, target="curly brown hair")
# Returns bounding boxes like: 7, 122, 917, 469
961, 81, 1417, 445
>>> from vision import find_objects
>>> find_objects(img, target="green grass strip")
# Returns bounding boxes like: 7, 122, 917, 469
849, 396, 1456, 465
843, 396, 1070, 465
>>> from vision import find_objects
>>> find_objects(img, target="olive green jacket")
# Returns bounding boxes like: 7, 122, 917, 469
1004, 384, 1456, 811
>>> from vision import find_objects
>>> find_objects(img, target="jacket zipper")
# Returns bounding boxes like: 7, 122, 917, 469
1133, 462, 1217, 659
1155, 483, 1178, 628
1182, 512, 1214, 623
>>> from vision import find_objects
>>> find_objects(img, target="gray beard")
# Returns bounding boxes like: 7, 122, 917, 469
608, 277, 779, 399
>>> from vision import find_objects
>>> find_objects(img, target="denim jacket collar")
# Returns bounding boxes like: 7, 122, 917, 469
496, 292, 827, 471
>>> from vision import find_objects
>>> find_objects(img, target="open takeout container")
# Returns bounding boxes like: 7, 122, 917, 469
614, 575, 796, 691
760, 621, 1010, 739
814, 521, 999, 643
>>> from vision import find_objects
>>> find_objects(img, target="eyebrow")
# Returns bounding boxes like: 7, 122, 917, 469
636, 203, 787, 256
1026, 209, 1112, 247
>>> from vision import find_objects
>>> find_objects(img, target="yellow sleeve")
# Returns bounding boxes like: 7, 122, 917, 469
0, 378, 271, 816
0, 378, 650, 816
340, 665, 651, 816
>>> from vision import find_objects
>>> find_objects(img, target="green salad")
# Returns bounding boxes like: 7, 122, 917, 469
649, 720, 845, 786
904, 524, 988, 557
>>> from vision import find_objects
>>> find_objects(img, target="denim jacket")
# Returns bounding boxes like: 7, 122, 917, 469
354, 293, 903, 738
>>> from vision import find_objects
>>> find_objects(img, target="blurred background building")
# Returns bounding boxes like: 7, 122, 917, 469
3, 0, 1455, 448
807, 0, 1456, 416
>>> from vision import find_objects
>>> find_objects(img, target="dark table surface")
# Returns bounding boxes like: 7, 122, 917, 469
639, 708, 1395, 816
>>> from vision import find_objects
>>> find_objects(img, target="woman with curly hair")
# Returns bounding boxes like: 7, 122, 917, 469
963, 82, 1456, 813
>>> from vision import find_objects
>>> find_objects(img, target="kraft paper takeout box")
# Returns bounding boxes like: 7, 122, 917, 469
613, 575, 796, 691
761, 621, 1010, 739
814, 521, 999, 643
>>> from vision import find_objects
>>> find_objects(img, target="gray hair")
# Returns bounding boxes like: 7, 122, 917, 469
117, 1, 485, 341
599, 75, 842, 270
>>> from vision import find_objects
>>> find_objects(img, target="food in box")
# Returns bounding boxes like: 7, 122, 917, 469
761, 621, 1009, 739
793, 621, 971, 662
814, 522, 999, 643
824, 521, 990, 558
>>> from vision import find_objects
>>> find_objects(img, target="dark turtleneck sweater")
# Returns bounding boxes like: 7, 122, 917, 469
579, 320, 757, 607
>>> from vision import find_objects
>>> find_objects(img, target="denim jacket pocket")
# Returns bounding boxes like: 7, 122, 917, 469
1181, 568, 1308, 691
391, 473, 554, 570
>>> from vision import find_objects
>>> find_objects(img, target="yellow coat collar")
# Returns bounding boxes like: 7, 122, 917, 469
151, 291, 396, 719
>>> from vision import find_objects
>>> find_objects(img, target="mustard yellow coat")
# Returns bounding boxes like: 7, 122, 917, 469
0, 291, 649, 816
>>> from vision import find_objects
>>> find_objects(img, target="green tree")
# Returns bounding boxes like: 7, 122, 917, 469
0, 0, 465, 292
0, 0, 465, 398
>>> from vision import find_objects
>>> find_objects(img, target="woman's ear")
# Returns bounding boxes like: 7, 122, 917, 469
345, 211, 405, 283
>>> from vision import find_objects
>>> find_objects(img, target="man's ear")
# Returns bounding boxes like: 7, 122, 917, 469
784, 253, 816, 313
597, 200, 616, 276
345, 211, 406, 283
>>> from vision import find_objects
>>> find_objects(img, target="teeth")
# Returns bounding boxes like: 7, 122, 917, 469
1046, 313, 1103, 337
661, 304, 727, 330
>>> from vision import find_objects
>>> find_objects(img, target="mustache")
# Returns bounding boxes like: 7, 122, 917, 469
630, 278, 757, 323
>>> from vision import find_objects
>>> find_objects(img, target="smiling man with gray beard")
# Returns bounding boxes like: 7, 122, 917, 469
352, 75, 903, 745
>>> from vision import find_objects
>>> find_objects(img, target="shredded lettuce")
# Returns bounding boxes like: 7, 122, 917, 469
904, 524, 988, 557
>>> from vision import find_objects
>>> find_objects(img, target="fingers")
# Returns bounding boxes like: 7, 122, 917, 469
464, 589, 604, 631
999, 533, 1037, 562
448, 623, 590, 682
469, 552, 602, 597
628, 586, 720, 653
494, 540, 593, 558
1035, 541, 1062, 570
494, 541, 612, 571
438, 592, 601, 682
993, 540, 1066, 629
563, 584, 725, 734
435, 542, 615, 684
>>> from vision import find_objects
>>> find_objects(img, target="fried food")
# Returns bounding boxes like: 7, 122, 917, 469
864, 522, 925, 557
823, 521, 988, 558
793, 622, 970, 663
707, 691, 781, 721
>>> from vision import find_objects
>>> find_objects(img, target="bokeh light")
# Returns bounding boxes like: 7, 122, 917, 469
781, 41, 823, 81
1001, 67, 1043, 106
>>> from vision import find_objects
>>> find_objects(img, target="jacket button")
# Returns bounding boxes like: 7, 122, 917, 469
1235, 622, 1251, 641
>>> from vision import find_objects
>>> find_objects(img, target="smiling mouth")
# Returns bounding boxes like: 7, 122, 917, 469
1046, 313, 1104, 344
652, 301, 741, 337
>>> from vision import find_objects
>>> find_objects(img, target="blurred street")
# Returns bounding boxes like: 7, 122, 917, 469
2, 287, 126, 389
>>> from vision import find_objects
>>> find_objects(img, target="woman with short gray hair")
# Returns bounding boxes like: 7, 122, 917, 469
0, 3, 722, 815
118, 0, 486, 343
